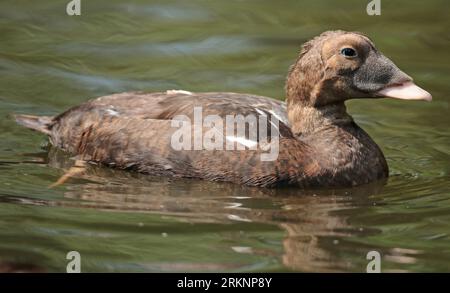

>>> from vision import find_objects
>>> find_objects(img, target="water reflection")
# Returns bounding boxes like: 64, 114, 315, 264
25, 148, 387, 271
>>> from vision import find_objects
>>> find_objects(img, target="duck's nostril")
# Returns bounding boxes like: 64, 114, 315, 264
386, 81, 408, 88
388, 74, 413, 87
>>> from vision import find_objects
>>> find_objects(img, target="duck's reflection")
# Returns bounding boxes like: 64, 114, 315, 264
43, 148, 387, 272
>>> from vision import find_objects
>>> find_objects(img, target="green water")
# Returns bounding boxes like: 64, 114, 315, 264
0, 0, 449, 272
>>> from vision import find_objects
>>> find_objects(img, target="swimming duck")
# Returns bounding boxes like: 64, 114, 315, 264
15, 30, 431, 188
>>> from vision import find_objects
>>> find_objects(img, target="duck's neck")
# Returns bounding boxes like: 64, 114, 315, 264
286, 101, 388, 186
287, 102, 353, 137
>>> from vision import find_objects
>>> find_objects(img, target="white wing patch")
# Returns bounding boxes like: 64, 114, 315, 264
254, 108, 267, 116
105, 109, 119, 116
225, 136, 258, 148
166, 89, 193, 95
268, 110, 286, 124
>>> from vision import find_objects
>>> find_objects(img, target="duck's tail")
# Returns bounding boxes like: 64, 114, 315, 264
13, 114, 53, 135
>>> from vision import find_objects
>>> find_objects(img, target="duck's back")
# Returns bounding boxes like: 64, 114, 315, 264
57, 90, 288, 121
19, 91, 315, 187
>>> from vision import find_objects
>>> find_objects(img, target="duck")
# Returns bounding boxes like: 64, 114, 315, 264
14, 30, 432, 188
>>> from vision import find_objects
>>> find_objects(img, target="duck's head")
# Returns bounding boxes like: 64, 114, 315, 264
286, 30, 432, 107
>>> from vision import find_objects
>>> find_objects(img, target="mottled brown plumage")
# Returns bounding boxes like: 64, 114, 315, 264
14, 30, 432, 188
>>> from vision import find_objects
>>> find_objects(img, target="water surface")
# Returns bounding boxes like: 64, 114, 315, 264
0, 0, 449, 272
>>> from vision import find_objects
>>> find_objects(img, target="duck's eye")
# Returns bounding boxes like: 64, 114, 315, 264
340, 48, 357, 58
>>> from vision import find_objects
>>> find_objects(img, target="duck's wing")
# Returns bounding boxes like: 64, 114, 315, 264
27, 91, 318, 187
48, 112, 313, 187
50, 91, 293, 140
